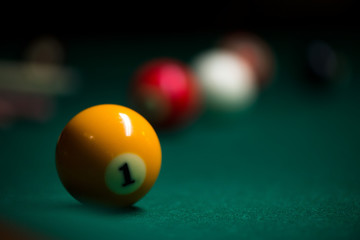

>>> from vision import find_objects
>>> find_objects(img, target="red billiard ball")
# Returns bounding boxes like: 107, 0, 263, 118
220, 32, 276, 88
130, 59, 202, 129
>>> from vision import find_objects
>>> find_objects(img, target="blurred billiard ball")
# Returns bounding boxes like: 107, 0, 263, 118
304, 40, 350, 88
25, 36, 65, 65
56, 104, 161, 207
192, 49, 258, 112
130, 58, 202, 129
220, 32, 275, 88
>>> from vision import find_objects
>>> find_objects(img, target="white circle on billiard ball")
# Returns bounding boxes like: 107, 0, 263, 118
192, 49, 257, 111
105, 153, 146, 195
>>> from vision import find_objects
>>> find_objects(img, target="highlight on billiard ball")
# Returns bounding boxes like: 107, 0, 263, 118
56, 104, 162, 207
219, 32, 276, 88
192, 49, 258, 112
129, 58, 202, 129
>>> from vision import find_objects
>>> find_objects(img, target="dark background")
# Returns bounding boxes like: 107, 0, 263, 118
0, 0, 359, 40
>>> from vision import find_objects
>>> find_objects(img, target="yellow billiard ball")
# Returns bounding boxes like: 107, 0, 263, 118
56, 104, 161, 207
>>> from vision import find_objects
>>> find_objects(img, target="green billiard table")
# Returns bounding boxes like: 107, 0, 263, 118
1, 32, 360, 240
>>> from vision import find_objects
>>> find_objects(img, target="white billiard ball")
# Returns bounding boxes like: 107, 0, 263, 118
192, 49, 258, 112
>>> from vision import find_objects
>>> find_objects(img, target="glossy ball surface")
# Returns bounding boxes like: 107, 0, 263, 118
56, 104, 161, 207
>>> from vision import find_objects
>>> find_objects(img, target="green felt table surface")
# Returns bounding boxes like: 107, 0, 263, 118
1, 32, 360, 240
